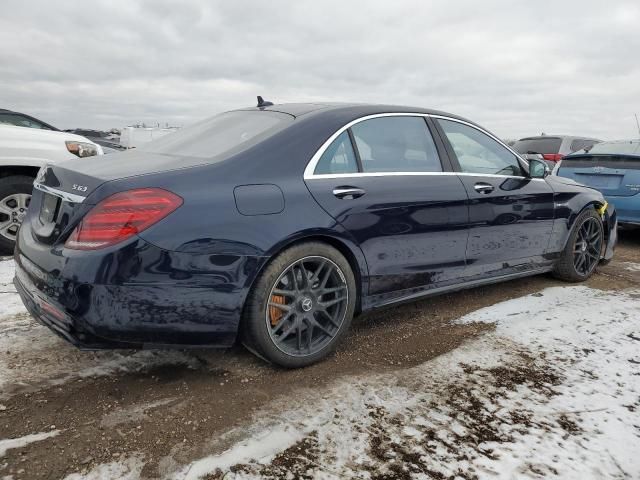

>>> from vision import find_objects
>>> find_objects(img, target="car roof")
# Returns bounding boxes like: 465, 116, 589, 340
237, 102, 474, 123
517, 135, 600, 141
595, 139, 640, 145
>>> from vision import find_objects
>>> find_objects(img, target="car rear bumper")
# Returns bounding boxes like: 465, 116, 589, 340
14, 226, 264, 349
605, 194, 640, 226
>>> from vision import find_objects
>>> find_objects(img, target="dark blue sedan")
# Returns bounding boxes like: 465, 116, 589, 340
13, 101, 617, 367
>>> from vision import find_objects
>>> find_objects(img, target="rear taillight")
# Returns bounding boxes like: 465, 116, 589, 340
542, 154, 564, 162
65, 188, 183, 250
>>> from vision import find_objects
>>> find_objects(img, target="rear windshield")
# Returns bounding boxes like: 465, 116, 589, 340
560, 155, 640, 170
141, 110, 293, 159
512, 137, 562, 155
584, 141, 640, 156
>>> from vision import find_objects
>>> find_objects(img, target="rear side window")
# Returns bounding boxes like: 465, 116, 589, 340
438, 119, 523, 176
512, 137, 562, 155
141, 111, 293, 160
314, 131, 358, 174
351, 117, 442, 173
570, 139, 598, 152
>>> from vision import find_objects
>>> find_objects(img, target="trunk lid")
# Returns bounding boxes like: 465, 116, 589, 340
556, 154, 640, 197
31, 164, 105, 245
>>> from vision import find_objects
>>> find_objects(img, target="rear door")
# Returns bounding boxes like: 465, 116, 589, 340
304, 115, 469, 303
433, 117, 555, 279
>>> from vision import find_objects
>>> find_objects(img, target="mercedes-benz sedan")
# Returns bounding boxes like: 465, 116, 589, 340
14, 102, 617, 368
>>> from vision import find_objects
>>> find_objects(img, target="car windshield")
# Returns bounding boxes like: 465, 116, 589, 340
0, 112, 50, 129
512, 137, 562, 154
579, 140, 640, 156
141, 110, 293, 159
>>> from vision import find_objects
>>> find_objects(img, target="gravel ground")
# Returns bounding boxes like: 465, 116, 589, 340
0, 231, 639, 479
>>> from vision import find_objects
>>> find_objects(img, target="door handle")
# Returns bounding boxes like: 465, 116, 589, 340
333, 187, 366, 199
473, 183, 494, 194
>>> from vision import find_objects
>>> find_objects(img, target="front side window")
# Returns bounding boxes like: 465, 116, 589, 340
351, 117, 442, 173
314, 131, 358, 175
438, 119, 523, 176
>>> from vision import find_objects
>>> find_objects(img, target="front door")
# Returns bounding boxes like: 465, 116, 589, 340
433, 117, 555, 278
304, 115, 469, 305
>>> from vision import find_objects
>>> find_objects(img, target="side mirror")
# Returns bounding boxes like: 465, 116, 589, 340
529, 158, 550, 179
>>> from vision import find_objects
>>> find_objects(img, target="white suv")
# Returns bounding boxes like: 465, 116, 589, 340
0, 124, 103, 252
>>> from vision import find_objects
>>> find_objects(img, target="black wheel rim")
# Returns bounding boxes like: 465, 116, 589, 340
573, 217, 603, 276
266, 256, 349, 357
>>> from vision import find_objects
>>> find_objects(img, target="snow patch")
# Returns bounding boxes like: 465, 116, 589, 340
0, 430, 60, 458
622, 261, 640, 272
0, 259, 27, 322
177, 427, 305, 480
168, 286, 640, 479
64, 456, 144, 480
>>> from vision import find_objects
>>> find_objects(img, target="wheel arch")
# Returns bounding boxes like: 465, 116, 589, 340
563, 200, 609, 250
245, 232, 369, 315
0, 165, 41, 180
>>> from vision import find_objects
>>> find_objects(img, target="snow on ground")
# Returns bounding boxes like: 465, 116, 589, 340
63, 456, 144, 480
0, 258, 201, 398
158, 286, 639, 480
0, 430, 60, 458
0, 257, 28, 321
622, 262, 640, 272
3, 253, 640, 479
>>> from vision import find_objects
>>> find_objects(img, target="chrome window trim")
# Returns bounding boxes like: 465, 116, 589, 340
309, 171, 545, 181
33, 183, 86, 203
303, 112, 532, 180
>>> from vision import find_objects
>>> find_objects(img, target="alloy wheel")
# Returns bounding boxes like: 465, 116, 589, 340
266, 256, 349, 357
0, 193, 31, 241
573, 217, 602, 276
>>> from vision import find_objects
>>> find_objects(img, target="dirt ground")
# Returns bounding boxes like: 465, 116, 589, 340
1, 231, 639, 479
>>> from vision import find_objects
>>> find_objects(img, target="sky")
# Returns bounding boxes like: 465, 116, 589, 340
1, 0, 639, 140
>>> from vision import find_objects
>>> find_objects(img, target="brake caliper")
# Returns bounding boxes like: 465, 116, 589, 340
269, 295, 286, 326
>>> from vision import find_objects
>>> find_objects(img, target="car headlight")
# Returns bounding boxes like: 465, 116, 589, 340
65, 141, 99, 158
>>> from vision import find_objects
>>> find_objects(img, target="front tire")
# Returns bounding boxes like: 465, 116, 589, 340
553, 208, 604, 282
0, 175, 34, 254
241, 242, 356, 368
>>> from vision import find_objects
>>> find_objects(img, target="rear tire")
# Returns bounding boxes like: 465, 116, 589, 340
0, 175, 34, 254
241, 242, 356, 368
553, 208, 604, 282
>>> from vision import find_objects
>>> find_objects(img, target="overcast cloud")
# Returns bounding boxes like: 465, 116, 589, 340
1, 0, 639, 139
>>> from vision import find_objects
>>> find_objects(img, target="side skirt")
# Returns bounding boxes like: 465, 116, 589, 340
362, 266, 554, 311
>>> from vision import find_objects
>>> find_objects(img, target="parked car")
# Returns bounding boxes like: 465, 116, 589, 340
0, 124, 103, 252
512, 135, 601, 165
65, 129, 126, 153
13, 102, 616, 368
556, 139, 640, 228
0, 108, 59, 131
